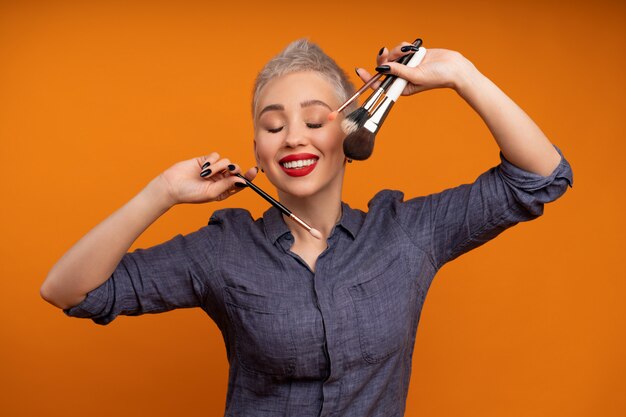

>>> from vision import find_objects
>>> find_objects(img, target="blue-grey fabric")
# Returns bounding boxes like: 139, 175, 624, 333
64, 147, 573, 417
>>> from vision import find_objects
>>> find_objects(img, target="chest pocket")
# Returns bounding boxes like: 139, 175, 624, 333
348, 258, 414, 363
224, 287, 296, 377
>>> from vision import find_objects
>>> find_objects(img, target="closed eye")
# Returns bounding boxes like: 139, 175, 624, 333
306, 123, 323, 129
267, 126, 284, 133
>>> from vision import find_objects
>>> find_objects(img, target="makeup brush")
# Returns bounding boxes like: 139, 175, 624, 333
328, 72, 383, 122
343, 46, 427, 161
338, 39, 423, 136
234, 173, 322, 240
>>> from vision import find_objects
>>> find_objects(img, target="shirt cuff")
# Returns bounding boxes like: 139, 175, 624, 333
498, 144, 574, 191
62, 284, 108, 319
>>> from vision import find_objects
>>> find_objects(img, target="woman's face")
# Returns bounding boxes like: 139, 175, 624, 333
254, 71, 346, 200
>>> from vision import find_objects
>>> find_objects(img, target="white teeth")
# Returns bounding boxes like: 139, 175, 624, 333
281, 158, 317, 169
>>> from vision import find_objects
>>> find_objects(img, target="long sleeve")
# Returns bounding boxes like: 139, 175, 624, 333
390, 145, 573, 269
62, 229, 214, 326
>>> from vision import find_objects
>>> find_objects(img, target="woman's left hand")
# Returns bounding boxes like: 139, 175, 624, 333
355, 43, 478, 96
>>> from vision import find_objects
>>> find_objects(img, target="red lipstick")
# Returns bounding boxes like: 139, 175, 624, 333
278, 153, 319, 177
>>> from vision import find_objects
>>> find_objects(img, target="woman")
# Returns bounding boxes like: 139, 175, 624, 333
40, 39, 573, 416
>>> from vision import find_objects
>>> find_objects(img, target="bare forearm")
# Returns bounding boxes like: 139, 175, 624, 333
455, 62, 561, 176
40, 176, 174, 310
362, 47, 562, 175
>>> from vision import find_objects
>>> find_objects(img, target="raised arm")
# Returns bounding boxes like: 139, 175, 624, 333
357, 45, 562, 176
357, 43, 572, 268
40, 153, 255, 310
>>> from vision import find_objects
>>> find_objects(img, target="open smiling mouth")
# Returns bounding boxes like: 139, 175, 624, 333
279, 153, 319, 177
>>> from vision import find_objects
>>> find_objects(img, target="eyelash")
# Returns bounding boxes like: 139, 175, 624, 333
266, 123, 324, 134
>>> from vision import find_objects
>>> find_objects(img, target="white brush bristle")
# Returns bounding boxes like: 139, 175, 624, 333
341, 108, 368, 135
341, 118, 359, 135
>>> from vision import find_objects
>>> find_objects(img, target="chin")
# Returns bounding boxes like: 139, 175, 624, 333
278, 183, 321, 199
269, 167, 344, 200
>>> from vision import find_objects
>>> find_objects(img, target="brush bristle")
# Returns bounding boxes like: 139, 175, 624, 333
340, 107, 368, 135
309, 228, 323, 240
343, 126, 376, 160
341, 118, 359, 135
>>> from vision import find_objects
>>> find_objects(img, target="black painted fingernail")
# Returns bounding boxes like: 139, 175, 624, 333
354, 67, 360, 76
201, 161, 210, 170
401, 45, 419, 52
200, 169, 211, 177
375, 65, 390, 73
234, 182, 247, 188
378, 47, 385, 56
228, 164, 235, 171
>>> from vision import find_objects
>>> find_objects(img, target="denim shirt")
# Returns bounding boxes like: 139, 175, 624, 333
64, 147, 573, 417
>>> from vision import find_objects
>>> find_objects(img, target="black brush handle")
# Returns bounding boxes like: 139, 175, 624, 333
234, 173, 292, 216
379, 38, 423, 90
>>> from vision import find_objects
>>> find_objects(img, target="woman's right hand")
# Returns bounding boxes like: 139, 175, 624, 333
156, 152, 258, 206
41, 151, 257, 310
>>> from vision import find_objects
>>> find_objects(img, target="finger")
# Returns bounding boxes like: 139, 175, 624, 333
376, 61, 425, 88
222, 163, 241, 176
228, 180, 248, 196
223, 170, 253, 197
243, 166, 259, 181
355, 68, 383, 90
224, 166, 260, 197
376, 46, 388, 67
207, 174, 246, 200
200, 157, 232, 179
231, 166, 259, 189
385, 41, 415, 63
198, 152, 220, 170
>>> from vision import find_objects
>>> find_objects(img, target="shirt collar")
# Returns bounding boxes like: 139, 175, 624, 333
337, 201, 363, 239
262, 201, 363, 243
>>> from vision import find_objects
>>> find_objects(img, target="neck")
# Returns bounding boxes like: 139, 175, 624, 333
278, 183, 343, 242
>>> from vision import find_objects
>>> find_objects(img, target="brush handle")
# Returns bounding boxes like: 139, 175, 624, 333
361, 40, 424, 112
378, 39, 423, 91
379, 53, 412, 91
385, 47, 427, 101
336, 72, 383, 114
234, 173, 292, 216
363, 47, 428, 133
234, 173, 321, 238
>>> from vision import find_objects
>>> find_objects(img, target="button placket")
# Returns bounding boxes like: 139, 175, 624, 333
315, 233, 342, 416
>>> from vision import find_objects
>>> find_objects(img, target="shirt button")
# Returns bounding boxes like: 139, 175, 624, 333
285, 234, 293, 241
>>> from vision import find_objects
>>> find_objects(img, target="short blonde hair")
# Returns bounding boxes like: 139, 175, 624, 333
252, 39, 356, 122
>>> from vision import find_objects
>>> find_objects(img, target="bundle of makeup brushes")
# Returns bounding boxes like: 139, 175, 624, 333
330, 38, 426, 161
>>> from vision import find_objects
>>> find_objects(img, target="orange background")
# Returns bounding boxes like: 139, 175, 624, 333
1, 1, 624, 416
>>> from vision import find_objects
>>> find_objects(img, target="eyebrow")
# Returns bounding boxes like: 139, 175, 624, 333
258, 104, 284, 117
258, 100, 332, 118
300, 100, 332, 111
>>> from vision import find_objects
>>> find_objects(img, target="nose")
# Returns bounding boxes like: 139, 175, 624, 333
282, 123, 309, 148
